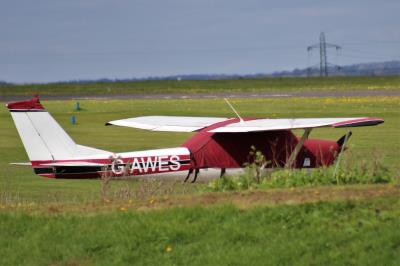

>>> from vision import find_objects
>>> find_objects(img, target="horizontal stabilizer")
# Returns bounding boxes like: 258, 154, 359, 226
10, 162, 32, 166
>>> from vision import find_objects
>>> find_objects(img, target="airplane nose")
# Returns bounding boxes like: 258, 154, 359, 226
304, 139, 341, 167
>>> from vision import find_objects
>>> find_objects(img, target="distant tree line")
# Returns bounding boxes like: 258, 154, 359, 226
1, 60, 399, 85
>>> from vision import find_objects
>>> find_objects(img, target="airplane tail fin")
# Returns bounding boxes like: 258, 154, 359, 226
6, 97, 109, 163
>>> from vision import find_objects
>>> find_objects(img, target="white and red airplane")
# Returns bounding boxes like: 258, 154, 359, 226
7, 96, 384, 181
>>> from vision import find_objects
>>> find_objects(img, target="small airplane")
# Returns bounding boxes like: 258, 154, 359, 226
7, 96, 384, 181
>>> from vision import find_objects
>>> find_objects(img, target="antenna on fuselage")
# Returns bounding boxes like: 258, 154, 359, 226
224, 98, 244, 123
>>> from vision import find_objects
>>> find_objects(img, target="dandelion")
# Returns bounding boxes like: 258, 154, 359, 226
166, 245, 173, 252
120, 206, 127, 211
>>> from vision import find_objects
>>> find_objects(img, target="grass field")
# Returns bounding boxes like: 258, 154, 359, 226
0, 91, 399, 265
1, 76, 400, 96
1, 197, 399, 265
1, 96, 399, 202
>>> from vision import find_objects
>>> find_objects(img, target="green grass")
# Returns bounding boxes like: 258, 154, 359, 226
0, 197, 399, 265
0, 95, 399, 265
1, 96, 399, 203
1, 76, 400, 96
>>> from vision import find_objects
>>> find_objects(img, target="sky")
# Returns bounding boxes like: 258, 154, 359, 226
1, 0, 399, 83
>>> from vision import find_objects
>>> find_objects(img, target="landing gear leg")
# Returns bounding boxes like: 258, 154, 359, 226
220, 168, 226, 178
184, 169, 193, 183
191, 169, 200, 183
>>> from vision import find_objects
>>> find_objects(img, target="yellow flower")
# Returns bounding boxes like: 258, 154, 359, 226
166, 245, 173, 252
120, 207, 127, 211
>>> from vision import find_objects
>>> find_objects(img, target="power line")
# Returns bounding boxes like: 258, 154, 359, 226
0, 45, 303, 57
343, 47, 399, 58
340, 40, 400, 46
338, 53, 399, 61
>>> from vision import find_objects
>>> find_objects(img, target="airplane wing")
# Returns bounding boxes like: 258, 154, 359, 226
106, 116, 384, 133
210, 117, 384, 133
106, 116, 229, 132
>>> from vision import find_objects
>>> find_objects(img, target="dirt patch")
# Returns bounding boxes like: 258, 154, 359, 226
2, 184, 398, 214
136, 184, 400, 211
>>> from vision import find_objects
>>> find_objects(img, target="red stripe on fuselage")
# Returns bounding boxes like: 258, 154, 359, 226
30, 154, 191, 166
31, 154, 191, 179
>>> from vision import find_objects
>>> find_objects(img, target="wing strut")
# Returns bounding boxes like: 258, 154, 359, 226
285, 128, 312, 168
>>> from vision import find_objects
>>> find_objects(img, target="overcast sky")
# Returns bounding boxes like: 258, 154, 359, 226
1, 0, 399, 83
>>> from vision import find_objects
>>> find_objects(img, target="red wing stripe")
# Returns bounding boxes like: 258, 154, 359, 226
333, 118, 384, 128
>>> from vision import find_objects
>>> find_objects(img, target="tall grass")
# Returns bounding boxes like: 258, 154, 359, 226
207, 150, 394, 192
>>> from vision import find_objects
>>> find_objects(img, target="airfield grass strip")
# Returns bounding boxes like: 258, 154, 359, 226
0, 196, 399, 265
1, 76, 399, 96
0, 184, 398, 214
0, 93, 398, 265
0, 96, 399, 207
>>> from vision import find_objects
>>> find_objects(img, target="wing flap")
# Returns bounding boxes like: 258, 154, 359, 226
106, 116, 229, 132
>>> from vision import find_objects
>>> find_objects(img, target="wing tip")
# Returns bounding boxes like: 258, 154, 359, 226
333, 117, 384, 128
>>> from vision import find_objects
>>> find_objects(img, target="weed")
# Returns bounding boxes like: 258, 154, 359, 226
100, 165, 113, 202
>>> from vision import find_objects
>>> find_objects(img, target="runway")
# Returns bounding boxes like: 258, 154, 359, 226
1, 89, 399, 102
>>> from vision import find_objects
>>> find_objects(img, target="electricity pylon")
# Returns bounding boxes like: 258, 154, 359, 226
307, 32, 341, 77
